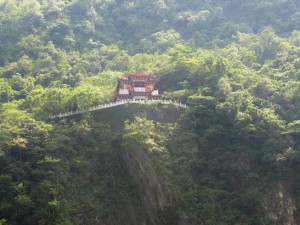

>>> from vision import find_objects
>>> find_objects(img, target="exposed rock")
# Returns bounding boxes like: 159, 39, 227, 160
122, 140, 177, 225
263, 182, 297, 225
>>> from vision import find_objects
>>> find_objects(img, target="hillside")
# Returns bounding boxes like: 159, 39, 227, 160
0, 0, 300, 225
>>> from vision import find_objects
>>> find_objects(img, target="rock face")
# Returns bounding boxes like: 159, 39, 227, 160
91, 103, 184, 224
122, 140, 177, 225
91, 103, 184, 132
264, 182, 297, 225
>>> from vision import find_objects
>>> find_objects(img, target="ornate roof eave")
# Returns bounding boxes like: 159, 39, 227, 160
117, 77, 129, 81
128, 71, 154, 78
118, 72, 160, 83
149, 78, 160, 82
133, 71, 150, 76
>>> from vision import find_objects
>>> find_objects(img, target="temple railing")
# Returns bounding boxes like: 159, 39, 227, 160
50, 99, 188, 119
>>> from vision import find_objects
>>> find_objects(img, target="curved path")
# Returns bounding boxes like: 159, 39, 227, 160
50, 99, 188, 119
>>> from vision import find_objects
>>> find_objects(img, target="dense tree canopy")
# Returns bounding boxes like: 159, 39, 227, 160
0, 0, 300, 225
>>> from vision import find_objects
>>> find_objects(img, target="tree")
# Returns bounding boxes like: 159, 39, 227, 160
0, 79, 16, 102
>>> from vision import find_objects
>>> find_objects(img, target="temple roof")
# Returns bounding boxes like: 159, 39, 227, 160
117, 71, 159, 82
130, 71, 149, 77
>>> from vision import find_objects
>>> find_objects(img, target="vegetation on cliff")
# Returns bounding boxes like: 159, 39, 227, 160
0, 0, 300, 224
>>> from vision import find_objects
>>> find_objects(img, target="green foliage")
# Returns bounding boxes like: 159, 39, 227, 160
0, 0, 300, 224
124, 117, 174, 153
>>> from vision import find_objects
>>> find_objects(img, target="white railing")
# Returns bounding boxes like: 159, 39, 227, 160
50, 99, 189, 119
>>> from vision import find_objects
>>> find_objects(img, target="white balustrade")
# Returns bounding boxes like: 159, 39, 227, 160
51, 100, 188, 119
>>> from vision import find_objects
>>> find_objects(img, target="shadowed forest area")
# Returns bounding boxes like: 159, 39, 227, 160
0, 0, 300, 225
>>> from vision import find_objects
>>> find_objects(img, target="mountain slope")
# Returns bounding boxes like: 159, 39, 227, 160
0, 0, 300, 225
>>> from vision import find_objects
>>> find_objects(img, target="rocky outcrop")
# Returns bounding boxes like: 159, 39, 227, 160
263, 182, 297, 225
122, 140, 177, 225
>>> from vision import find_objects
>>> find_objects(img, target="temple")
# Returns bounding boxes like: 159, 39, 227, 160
114, 72, 161, 101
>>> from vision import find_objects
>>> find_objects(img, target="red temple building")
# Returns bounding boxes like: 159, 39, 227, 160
114, 72, 161, 101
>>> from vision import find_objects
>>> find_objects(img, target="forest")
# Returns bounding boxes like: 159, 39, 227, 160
0, 0, 300, 225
